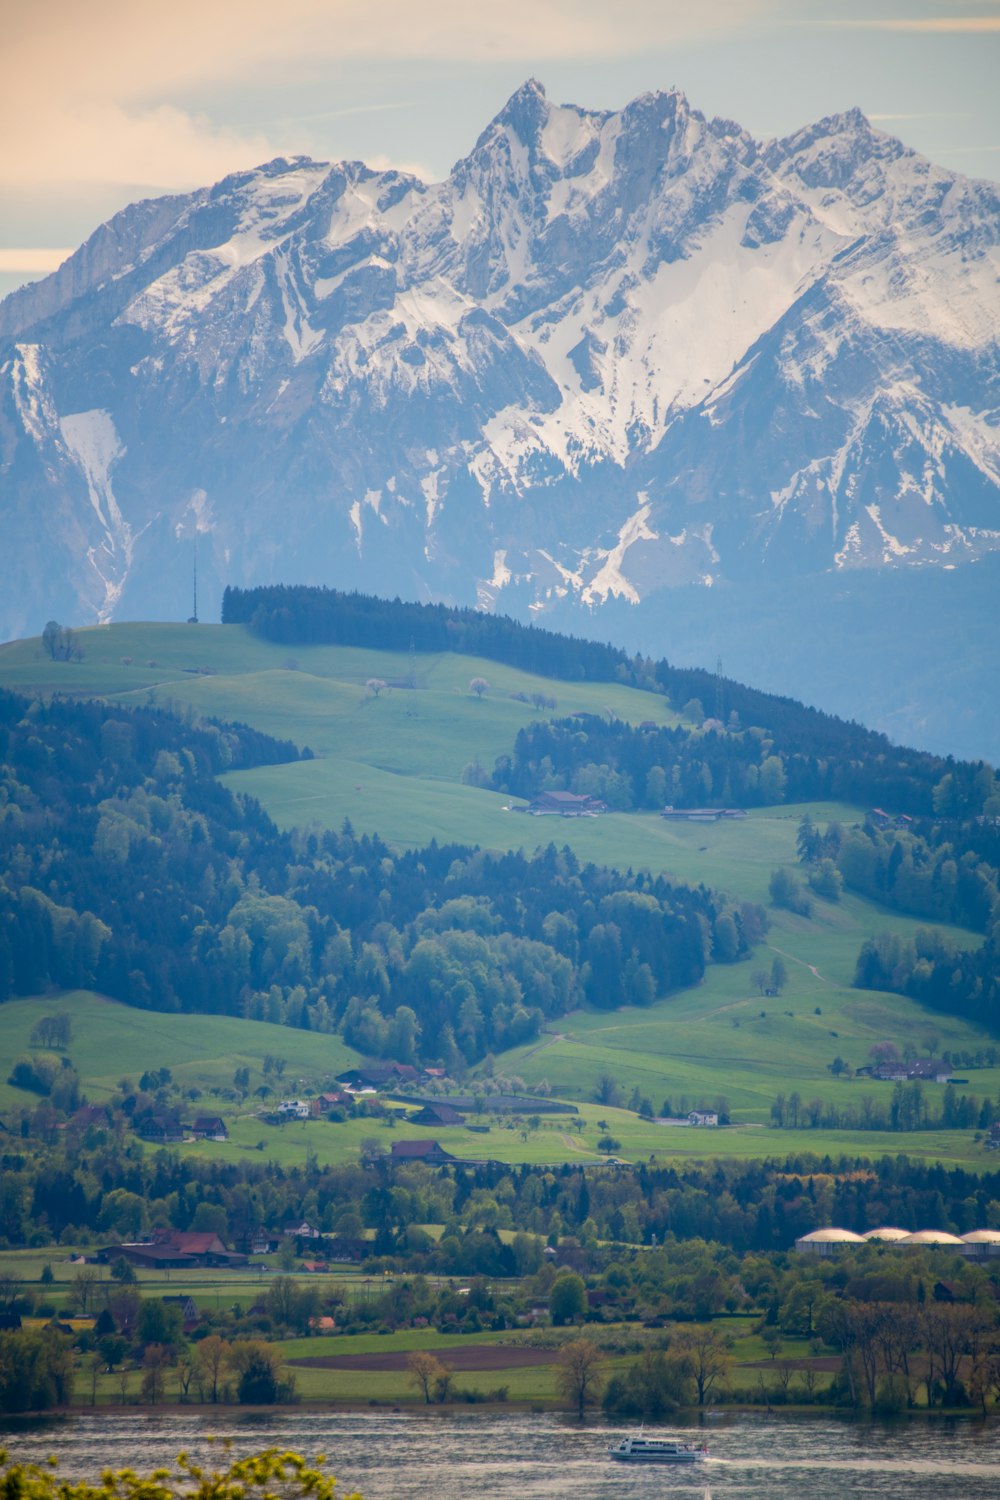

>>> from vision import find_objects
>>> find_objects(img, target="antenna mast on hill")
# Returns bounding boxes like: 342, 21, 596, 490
188, 540, 199, 624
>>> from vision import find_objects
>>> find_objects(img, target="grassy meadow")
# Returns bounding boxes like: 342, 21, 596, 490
0, 992, 357, 1114
0, 621, 995, 1169
1, 985, 994, 1169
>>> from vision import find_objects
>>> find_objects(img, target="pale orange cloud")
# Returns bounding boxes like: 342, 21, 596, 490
0, 249, 73, 273
1, 0, 773, 194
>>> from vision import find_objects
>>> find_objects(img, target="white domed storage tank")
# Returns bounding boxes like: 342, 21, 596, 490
794, 1227, 866, 1257
960, 1229, 1000, 1260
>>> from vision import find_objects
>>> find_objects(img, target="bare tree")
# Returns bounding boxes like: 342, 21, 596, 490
70, 1266, 101, 1314
196, 1334, 230, 1403
176, 1353, 197, 1400
671, 1325, 732, 1407
86, 1350, 103, 1405
406, 1350, 447, 1404
922, 1303, 987, 1407
141, 1344, 169, 1404
555, 1338, 605, 1419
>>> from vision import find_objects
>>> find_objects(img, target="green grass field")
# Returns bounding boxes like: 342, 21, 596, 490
0, 621, 995, 1171
8, 1294, 831, 1408
499, 896, 995, 1123
1, 987, 992, 1167
0, 992, 358, 1113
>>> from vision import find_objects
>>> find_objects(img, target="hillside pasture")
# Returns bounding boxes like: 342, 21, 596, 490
0, 622, 995, 1171
501, 900, 995, 1126
0, 992, 358, 1112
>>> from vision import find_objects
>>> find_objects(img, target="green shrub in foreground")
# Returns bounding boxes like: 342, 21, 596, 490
0, 1446, 362, 1500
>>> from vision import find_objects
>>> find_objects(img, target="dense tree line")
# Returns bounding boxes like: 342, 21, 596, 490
797, 812, 1000, 934
222, 584, 630, 682
0, 690, 725, 1065
769, 1080, 999, 1134
6, 1135, 1000, 1260
494, 712, 994, 818
854, 927, 1000, 1033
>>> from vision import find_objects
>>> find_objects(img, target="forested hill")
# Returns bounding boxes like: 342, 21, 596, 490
224, 584, 990, 818
0, 688, 740, 1060
222, 583, 629, 682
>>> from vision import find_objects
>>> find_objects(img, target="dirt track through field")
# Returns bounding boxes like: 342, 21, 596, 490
288, 1345, 562, 1372
769, 943, 833, 985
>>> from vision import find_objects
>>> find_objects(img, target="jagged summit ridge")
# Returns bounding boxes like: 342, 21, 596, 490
0, 81, 998, 644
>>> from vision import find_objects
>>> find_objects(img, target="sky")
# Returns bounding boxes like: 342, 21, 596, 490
2, 0, 999, 299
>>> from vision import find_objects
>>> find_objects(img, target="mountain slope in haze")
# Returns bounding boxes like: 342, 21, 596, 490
1, 81, 998, 755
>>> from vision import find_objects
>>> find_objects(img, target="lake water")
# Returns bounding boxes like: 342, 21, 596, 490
3, 1409, 999, 1499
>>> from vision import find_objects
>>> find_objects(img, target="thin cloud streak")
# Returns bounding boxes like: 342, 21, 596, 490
826, 17, 1000, 31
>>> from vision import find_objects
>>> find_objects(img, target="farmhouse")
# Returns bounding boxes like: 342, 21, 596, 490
162, 1294, 200, 1330
871, 1059, 951, 1083
337, 1062, 420, 1090
248, 1228, 281, 1254
135, 1116, 186, 1143
99, 1230, 247, 1269
277, 1099, 311, 1118
389, 1139, 456, 1164
872, 1062, 909, 1081
190, 1115, 228, 1140
905, 1059, 951, 1083
311, 1091, 354, 1115
410, 1101, 465, 1126
527, 790, 606, 817
660, 807, 748, 823
282, 1219, 321, 1239
688, 1110, 719, 1127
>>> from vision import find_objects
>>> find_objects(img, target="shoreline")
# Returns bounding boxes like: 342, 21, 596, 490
3, 1399, 996, 1426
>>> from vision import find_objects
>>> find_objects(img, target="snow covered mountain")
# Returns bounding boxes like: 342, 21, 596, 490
2, 81, 999, 749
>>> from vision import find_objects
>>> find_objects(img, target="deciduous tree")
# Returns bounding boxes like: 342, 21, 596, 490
556, 1338, 605, 1418
671, 1325, 732, 1406
406, 1350, 448, 1404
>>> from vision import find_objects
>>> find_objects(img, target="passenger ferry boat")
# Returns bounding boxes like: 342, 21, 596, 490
608, 1432, 708, 1464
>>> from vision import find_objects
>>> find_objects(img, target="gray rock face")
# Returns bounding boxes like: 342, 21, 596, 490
2, 80, 999, 673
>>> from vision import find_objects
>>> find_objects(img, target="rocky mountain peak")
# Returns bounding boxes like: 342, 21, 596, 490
0, 79, 997, 732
